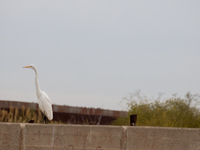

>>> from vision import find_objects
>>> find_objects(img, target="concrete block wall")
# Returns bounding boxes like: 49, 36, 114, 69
125, 126, 200, 150
0, 123, 199, 150
0, 123, 21, 150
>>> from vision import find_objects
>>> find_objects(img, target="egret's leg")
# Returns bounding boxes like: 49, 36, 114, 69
40, 110, 45, 123
41, 112, 46, 124
43, 116, 47, 124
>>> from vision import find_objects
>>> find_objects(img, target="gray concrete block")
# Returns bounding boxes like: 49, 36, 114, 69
125, 126, 200, 150
0, 123, 22, 150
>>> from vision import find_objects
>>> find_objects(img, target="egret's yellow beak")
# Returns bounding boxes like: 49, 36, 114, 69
23, 66, 31, 68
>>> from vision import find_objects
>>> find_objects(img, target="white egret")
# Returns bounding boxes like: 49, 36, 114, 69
23, 64, 53, 123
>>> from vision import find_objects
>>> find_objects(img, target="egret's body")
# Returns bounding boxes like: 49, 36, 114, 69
23, 65, 53, 123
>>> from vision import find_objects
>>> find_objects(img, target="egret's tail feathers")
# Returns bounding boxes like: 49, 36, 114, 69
47, 112, 53, 121
45, 109, 53, 121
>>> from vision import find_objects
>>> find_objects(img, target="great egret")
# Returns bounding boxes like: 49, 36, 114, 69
23, 64, 53, 123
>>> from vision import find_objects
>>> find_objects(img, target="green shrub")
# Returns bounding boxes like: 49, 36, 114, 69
113, 91, 200, 128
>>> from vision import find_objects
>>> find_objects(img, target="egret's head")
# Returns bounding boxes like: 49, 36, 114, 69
23, 64, 35, 69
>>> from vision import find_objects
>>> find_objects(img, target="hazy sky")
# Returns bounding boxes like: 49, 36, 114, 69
1, 1, 200, 110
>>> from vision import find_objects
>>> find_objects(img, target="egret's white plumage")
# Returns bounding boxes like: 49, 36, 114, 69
23, 64, 53, 121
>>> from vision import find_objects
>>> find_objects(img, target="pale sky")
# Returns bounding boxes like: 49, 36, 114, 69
1, 1, 200, 110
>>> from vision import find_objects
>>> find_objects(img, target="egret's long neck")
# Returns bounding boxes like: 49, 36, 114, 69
33, 68, 42, 99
